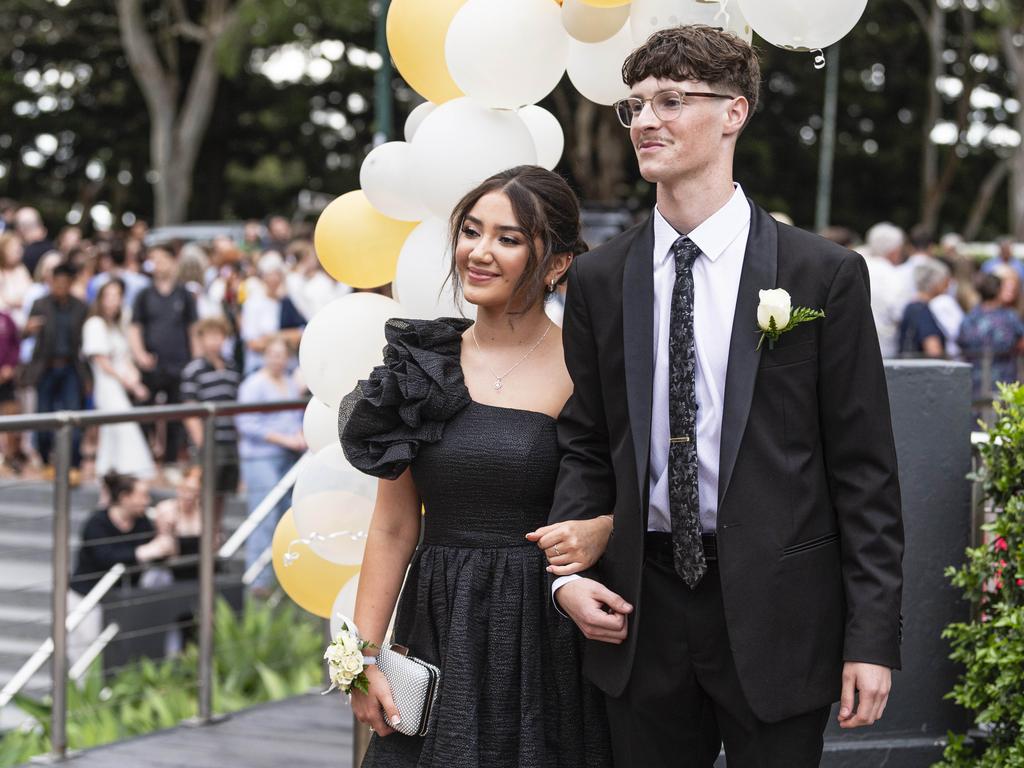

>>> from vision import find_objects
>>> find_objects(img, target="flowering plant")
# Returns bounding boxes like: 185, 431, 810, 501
323, 621, 376, 696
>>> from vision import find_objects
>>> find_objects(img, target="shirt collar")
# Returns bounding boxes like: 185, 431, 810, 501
653, 184, 751, 267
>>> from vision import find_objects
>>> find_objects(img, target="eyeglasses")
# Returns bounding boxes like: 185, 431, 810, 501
613, 90, 734, 127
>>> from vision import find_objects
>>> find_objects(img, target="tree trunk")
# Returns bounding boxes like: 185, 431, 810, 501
116, 0, 234, 225
1001, 26, 1024, 239
963, 158, 1010, 241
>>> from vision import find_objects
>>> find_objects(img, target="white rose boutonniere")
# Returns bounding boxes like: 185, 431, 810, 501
756, 288, 824, 350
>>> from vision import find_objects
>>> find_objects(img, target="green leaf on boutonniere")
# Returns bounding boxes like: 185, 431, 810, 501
756, 307, 825, 351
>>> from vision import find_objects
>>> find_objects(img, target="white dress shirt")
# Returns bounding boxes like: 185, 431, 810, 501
553, 185, 750, 597
648, 185, 750, 533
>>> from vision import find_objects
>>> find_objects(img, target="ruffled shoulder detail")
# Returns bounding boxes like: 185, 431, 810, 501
339, 317, 473, 480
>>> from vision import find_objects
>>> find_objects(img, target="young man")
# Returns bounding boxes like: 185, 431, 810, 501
129, 246, 198, 465
24, 263, 90, 470
180, 317, 241, 532
550, 26, 904, 766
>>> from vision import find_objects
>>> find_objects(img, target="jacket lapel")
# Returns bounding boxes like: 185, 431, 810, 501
622, 215, 656, 501
718, 201, 778, 508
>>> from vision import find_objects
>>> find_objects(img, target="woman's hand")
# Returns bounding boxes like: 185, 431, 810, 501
526, 515, 613, 575
351, 664, 402, 737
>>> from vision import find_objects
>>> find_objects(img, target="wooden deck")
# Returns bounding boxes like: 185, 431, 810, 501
26, 694, 355, 768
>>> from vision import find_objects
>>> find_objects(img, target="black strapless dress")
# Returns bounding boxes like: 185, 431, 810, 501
340, 318, 610, 768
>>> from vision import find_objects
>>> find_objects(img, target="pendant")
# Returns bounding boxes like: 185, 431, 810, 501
493, 378, 503, 391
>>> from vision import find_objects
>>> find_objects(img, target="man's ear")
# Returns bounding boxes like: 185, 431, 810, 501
723, 96, 749, 136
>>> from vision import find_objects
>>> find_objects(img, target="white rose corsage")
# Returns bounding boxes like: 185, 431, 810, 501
756, 288, 824, 350
323, 620, 376, 696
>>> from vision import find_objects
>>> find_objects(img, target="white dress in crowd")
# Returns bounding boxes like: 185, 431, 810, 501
82, 316, 155, 479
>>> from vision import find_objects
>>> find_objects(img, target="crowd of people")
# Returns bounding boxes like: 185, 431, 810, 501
0, 201, 336, 607
826, 222, 1024, 410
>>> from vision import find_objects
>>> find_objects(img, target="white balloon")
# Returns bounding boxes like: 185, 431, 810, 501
561, 0, 630, 43
302, 397, 338, 454
298, 292, 403, 407
445, 0, 569, 109
631, 0, 753, 45
359, 142, 429, 222
329, 574, 361, 639
394, 219, 477, 321
404, 102, 436, 142
517, 106, 565, 171
410, 97, 537, 219
737, 0, 865, 50
566, 22, 636, 106
292, 444, 378, 566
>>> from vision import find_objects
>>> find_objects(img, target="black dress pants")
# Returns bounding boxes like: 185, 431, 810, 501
604, 549, 831, 768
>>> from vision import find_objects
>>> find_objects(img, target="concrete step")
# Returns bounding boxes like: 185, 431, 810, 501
0, 606, 50, 643
0, 637, 45, 672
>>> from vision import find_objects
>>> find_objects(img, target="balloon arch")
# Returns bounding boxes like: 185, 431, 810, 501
278, 0, 869, 622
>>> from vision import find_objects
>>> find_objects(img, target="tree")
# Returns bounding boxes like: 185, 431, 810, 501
115, 0, 240, 226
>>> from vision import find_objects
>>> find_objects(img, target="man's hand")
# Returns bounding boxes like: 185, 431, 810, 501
556, 577, 633, 644
838, 662, 891, 729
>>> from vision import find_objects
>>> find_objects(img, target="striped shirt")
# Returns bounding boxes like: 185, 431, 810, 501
180, 357, 240, 448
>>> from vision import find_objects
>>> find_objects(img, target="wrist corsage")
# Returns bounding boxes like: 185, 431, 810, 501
323, 619, 377, 695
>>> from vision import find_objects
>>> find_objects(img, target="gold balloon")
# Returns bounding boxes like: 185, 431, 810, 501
579, 0, 630, 6
314, 191, 417, 289
386, 0, 467, 104
272, 508, 360, 618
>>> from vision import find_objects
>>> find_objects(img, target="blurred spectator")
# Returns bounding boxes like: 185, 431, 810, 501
240, 252, 305, 374
286, 239, 350, 320
993, 262, 1023, 313
863, 223, 905, 358
178, 243, 218, 318
899, 258, 950, 358
931, 256, 965, 359
56, 225, 83, 256
264, 215, 292, 252
0, 199, 16, 233
153, 465, 203, 582
129, 246, 197, 465
24, 263, 90, 470
0, 233, 34, 327
82, 278, 155, 480
89, 239, 151, 308
180, 317, 240, 530
958, 272, 1024, 402
68, 471, 176, 663
14, 207, 55, 276
0, 306, 21, 473
819, 226, 860, 248
241, 220, 264, 255
982, 236, 1024, 282
236, 335, 305, 593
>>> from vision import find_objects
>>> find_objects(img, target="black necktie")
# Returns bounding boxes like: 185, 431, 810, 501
668, 236, 706, 588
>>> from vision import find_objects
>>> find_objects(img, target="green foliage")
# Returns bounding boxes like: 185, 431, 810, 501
0, 597, 324, 767
939, 383, 1024, 767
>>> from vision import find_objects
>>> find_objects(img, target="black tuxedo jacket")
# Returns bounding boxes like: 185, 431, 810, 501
551, 201, 904, 723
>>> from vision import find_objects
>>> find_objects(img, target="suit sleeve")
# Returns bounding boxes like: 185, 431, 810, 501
819, 254, 904, 669
550, 258, 616, 526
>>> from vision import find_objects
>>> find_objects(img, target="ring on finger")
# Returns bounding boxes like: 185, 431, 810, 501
553, 545, 562, 556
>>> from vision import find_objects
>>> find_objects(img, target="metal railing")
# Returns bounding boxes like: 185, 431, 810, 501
0, 398, 305, 761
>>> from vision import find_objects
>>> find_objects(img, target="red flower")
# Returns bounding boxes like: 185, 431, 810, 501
1017, 579, 1024, 587
994, 538, 1009, 552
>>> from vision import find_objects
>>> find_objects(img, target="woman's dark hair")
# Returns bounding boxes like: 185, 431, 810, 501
976, 272, 1003, 303
89, 277, 126, 323
447, 166, 587, 315
103, 470, 138, 504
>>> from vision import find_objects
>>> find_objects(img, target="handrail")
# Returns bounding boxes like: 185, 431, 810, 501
0, 564, 126, 708
0, 397, 307, 760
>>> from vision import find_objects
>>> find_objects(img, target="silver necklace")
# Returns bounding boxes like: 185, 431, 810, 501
470, 322, 552, 391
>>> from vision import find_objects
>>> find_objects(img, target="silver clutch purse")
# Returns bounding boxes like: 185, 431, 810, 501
375, 644, 440, 737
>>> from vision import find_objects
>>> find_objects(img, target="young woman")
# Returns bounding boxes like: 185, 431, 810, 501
342, 166, 612, 768
82, 278, 155, 479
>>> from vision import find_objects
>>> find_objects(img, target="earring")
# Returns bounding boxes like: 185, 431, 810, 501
548, 279, 556, 293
